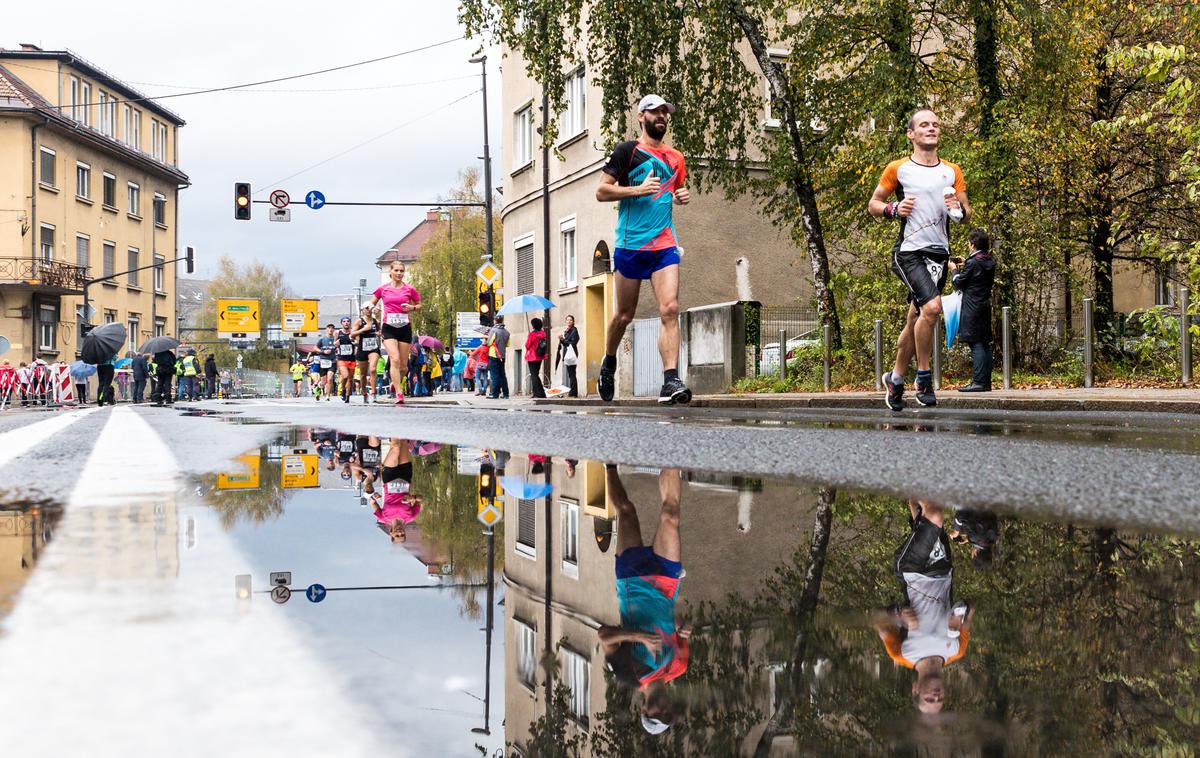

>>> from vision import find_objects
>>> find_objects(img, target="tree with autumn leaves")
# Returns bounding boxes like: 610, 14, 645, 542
460, 0, 1199, 371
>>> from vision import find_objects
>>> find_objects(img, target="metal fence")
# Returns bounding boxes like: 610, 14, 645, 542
750, 305, 821, 378
234, 368, 286, 398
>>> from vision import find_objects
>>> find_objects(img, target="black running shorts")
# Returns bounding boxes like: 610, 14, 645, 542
894, 514, 953, 579
892, 245, 949, 307
382, 461, 413, 484
381, 323, 412, 343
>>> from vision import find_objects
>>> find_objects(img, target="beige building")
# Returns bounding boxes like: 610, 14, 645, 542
374, 209, 445, 285
0, 44, 187, 366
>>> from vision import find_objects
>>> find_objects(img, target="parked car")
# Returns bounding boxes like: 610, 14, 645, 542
759, 332, 820, 374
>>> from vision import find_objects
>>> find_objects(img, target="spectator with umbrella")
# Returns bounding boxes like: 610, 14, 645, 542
69, 360, 96, 404
140, 335, 180, 406
81, 322, 126, 406
132, 353, 150, 404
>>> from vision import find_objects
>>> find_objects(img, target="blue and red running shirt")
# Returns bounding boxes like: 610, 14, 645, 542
602, 140, 687, 252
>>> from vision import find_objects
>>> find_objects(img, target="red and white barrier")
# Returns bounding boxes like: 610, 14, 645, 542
51, 363, 75, 404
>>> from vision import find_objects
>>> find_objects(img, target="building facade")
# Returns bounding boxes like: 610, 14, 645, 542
0, 44, 187, 365
374, 209, 445, 285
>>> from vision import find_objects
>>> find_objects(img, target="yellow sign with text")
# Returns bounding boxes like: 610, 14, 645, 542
281, 454, 320, 489
281, 299, 319, 335
217, 298, 261, 338
217, 454, 261, 490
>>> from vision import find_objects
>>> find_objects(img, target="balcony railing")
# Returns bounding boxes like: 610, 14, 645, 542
0, 257, 87, 294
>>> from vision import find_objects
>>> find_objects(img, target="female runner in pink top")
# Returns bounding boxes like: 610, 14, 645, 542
368, 260, 422, 404
374, 437, 422, 543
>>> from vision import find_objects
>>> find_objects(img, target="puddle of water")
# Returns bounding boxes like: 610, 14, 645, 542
0, 501, 62, 623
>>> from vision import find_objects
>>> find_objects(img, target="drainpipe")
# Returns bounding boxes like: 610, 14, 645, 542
30, 120, 41, 263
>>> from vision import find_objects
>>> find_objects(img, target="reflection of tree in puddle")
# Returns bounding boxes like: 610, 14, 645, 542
199, 448, 287, 529
520, 486, 1200, 755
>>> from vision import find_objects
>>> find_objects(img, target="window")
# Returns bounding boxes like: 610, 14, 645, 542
98, 92, 113, 136
563, 68, 586, 139
154, 317, 166, 337
151, 120, 166, 161
103, 241, 115, 277
127, 248, 140, 287
80, 81, 91, 126
516, 498, 536, 558
75, 234, 90, 271
515, 620, 537, 688
513, 105, 532, 169
515, 235, 535, 296
127, 314, 140, 353
130, 109, 141, 150
122, 104, 132, 144
561, 499, 579, 578
1155, 266, 1176, 307
153, 254, 165, 292
128, 182, 141, 217
39, 224, 54, 263
39, 147, 55, 187
153, 193, 166, 226
69, 76, 80, 120
560, 648, 590, 727
76, 162, 90, 199
102, 173, 116, 208
103, 309, 117, 324
559, 217, 577, 288
764, 51, 788, 128
38, 304, 57, 351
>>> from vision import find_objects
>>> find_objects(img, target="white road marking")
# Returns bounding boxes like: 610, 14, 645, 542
68, 405, 177, 507
0, 407, 98, 468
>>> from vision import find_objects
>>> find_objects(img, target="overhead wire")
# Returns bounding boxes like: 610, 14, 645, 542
123, 74, 477, 94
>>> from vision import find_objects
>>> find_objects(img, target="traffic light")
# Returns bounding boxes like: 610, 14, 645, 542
478, 462, 496, 508
478, 285, 495, 327
234, 182, 251, 220
185, 246, 195, 274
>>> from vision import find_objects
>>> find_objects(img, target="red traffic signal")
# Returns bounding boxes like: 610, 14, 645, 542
234, 182, 251, 220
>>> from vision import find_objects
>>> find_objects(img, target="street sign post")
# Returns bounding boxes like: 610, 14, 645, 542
269, 208, 291, 222
455, 311, 487, 350
270, 586, 292, 604
269, 189, 291, 208
281, 454, 320, 488
478, 502, 502, 527
217, 454, 261, 490
270, 571, 292, 586
476, 261, 502, 287
304, 190, 326, 210
306, 584, 327, 603
281, 298, 319, 336
217, 298, 261, 339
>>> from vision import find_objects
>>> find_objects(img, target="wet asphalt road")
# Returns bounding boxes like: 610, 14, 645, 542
1, 399, 1198, 533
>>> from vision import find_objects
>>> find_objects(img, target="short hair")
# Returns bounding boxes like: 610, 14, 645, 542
531, 317, 543, 330
968, 228, 991, 255
907, 107, 937, 130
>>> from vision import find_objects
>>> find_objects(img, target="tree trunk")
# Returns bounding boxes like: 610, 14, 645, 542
1088, 63, 1118, 354
970, 0, 1003, 139
729, 1, 843, 346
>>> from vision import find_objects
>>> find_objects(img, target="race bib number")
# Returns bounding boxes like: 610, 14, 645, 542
385, 479, 410, 495
362, 449, 379, 464
339, 440, 354, 452
924, 259, 945, 285
319, 358, 333, 369
338, 343, 354, 356
386, 311, 409, 327
362, 337, 379, 351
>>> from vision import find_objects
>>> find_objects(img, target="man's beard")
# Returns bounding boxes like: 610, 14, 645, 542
644, 119, 667, 140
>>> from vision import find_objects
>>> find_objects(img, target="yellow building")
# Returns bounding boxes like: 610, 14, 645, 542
0, 44, 187, 365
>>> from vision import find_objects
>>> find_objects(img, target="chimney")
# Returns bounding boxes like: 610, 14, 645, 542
19, 43, 43, 52
425, 210, 441, 222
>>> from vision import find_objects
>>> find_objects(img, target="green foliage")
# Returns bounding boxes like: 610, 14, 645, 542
196, 257, 292, 372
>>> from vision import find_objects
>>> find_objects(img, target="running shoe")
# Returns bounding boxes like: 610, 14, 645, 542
882, 372, 905, 412
395, 393, 405, 406
658, 377, 692, 405
915, 377, 937, 407
598, 364, 615, 402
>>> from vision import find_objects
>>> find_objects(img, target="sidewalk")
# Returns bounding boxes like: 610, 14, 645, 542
536, 387, 1200, 414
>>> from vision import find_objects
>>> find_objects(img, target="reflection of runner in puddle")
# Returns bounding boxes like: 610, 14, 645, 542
600, 465, 692, 735
335, 431, 357, 481
375, 438, 422, 543
310, 427, 336, 471
350, 435, 381, 499
874, 498, 973, 714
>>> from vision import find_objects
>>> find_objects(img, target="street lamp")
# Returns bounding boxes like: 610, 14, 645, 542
468, 55, 494, 264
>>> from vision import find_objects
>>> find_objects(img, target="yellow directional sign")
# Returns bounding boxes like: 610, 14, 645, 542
218, 454, 261, 490
476, 260, 502, 287
281, 454, 320, 488
217, 298, 261, 338
281, 299, 319, 336
478, 502, 502, 526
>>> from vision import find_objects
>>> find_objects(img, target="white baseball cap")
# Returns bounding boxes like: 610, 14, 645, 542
637, 94, 676, 114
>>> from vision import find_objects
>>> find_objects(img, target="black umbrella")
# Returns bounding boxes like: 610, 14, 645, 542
139, 336, 181, 354
80, 322, 127, 364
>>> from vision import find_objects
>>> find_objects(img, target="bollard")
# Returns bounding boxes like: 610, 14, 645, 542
874, 319, 883, 391
778, 328, 787, 382
932, 321, 942, 391
1182, 287, 1193, 384
1083, 298, 1094, 389
822, 324, 832, 392
1002, 306, 1012, 390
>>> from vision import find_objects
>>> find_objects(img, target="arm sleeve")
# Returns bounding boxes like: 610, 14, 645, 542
601, 141, 634, 184
372, 286, 384, 299
879, 627, 912, 668
676, 155, 687, 187
879, 161, 901, 195
952, 162, 967, 193
947, 628, 970, 665
951, 258, 977, 290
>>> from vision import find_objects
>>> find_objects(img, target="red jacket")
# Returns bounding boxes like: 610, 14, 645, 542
472, 343, 490, 366
525, 330, 548, 362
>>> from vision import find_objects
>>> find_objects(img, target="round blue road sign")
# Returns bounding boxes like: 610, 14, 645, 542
304, 190, 326, 210
306, 583, 327, 603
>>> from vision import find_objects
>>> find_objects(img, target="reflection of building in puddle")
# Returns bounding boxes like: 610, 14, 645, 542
502, 458, 813, 754
53, 498, 180, 582
0, 504, 62, 617
397, 524, 454, 578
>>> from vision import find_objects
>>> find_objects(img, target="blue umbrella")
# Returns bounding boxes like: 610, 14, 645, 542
69, 360, 97, 379
499, 475, 554, 499
942, 291, 962, 348
497, 294, 556, 317
114, 358, 132, 369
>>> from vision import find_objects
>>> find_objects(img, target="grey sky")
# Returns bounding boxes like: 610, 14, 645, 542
8, 1, 500, 296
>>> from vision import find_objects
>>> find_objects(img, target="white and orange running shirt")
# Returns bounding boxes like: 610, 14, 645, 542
879, 158, 966, 254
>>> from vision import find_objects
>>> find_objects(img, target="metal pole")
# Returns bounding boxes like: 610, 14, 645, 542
473, 527, 495, 736
777, 328, 787, 382
1083, 297, 1094, 388
1002, 306, 1012, 390
540, 74, 552, 389
932, 320, 941, 391
874, 319, 883, 390
822, 323, 831, 392
1181, 287, 1192, 384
